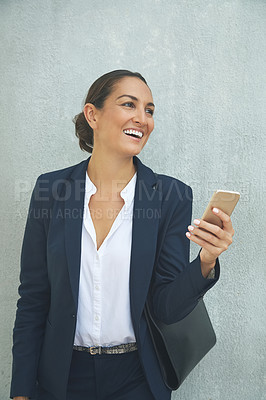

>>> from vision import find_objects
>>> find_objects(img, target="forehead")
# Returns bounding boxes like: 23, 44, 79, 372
111, 77, 153, 102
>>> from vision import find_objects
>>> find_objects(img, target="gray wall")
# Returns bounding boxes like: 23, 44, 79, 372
1, 0, 265, 399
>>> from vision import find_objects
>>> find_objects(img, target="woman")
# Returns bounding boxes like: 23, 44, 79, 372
11, 70, 234, 400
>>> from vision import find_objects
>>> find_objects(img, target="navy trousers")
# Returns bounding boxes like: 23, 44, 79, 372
36, 349, 155, 400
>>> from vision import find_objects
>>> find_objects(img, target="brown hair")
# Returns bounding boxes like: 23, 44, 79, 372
73, 70, 148, 153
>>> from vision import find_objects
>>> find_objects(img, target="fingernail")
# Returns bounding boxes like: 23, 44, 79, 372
188, 225, 194, 231
186, 232, 191, 238
193, 219, 200, 225
213, 208, 219, 214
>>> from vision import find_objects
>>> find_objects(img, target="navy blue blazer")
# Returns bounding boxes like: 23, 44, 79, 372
11, 155, 219, 400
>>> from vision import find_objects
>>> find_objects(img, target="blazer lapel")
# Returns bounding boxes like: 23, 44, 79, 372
64, 158, 89, 308
64, 155, 161, 318
129, 156, 161, 328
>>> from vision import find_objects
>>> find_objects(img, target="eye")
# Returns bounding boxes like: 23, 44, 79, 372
122, 102, 135, 108
121, 102, 154, 116
146, 108, 154, 116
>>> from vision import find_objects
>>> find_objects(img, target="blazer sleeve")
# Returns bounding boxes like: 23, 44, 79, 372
151, 184, 220, 325
10, 175, 50, 399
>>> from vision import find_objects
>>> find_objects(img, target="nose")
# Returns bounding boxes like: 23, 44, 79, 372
132, 107, 148, 126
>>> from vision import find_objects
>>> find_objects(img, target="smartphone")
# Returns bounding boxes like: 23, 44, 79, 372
202, 190, 240, 228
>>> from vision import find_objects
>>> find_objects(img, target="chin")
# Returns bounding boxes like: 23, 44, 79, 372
132, 148, 142, 156
130, 147, 143, 157
120, 144, 143, 157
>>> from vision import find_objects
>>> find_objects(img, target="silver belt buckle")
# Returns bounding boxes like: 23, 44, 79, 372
89, 346, 101, 355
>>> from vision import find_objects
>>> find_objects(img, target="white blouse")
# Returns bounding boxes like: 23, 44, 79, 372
74, 171, 137, 347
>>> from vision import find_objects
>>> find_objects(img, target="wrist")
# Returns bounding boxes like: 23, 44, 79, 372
13, 397, 29, 400
200, 252, 216, 278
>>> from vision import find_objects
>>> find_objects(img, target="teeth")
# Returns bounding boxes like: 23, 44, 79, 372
123, 129, 143, 138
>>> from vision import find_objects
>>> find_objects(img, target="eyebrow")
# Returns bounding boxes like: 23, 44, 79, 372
116, 94, 155, 108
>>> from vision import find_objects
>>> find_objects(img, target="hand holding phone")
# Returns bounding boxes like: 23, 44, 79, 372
202, 190, 240, 228
186, 190, 239, 272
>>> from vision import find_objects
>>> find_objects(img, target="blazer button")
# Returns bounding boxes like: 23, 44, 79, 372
72, 314, 76, 318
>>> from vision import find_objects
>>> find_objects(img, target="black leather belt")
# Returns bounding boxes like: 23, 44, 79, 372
73, 342, 138, 355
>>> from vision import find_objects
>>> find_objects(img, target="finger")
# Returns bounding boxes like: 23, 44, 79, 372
189, 223, 233, 249
188, 225, 233, 250
189, 222, 233, 244
192, 218, 227, 239
212, 208, 234, 234
188, 225, 222, 247
186, 231, 222, 258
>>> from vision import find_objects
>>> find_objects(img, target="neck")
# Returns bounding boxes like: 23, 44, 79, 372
87, 151, 137, 197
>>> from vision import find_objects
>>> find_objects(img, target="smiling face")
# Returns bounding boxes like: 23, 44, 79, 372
84, 77, 155, 157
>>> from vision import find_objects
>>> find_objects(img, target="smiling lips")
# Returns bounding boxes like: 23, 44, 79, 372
123, 129, 144, 139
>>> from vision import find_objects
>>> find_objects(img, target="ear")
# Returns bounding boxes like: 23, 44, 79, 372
83, 103, 99, 130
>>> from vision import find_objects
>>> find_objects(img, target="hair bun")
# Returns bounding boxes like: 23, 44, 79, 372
73, 112, 94, 153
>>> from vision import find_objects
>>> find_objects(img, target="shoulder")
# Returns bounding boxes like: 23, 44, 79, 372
31, 159, 88, 205
36, 158, 87, 183
137, 157, 192, 201
153, 171, 192, 204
